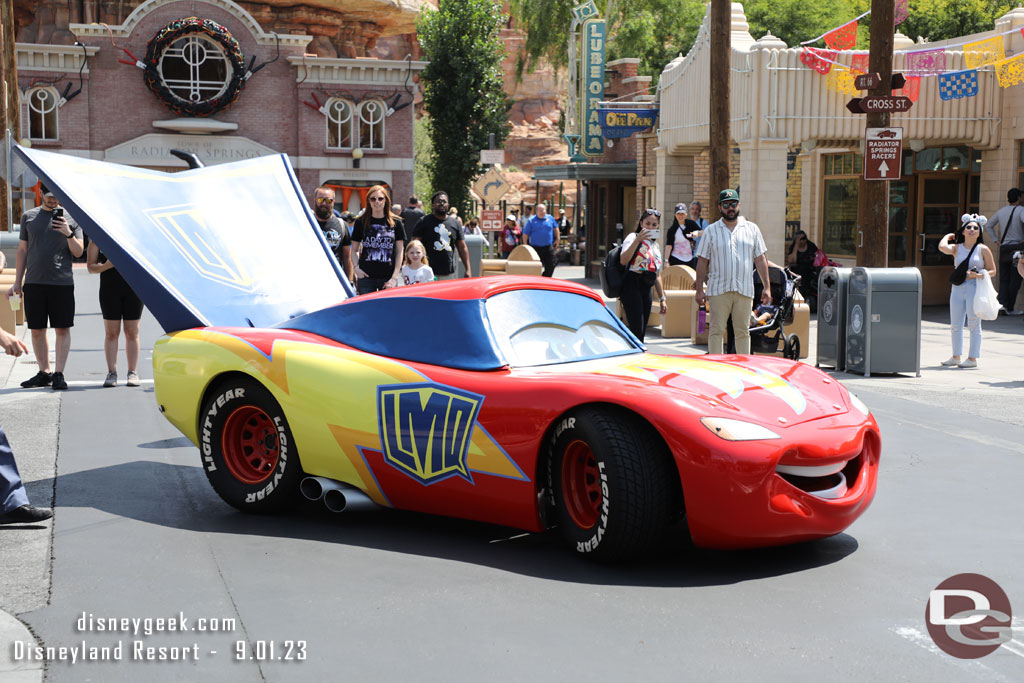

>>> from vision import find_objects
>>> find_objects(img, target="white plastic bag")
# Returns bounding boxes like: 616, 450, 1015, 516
973, 271, 1000, 321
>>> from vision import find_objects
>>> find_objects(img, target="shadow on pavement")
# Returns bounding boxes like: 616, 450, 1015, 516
44, 459, 860, 588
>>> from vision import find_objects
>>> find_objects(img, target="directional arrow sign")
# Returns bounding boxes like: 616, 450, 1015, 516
864, 127, 903, 181
472, 166, 510, 204
846, 97, 864, 114
859, 96, 913, 113
854, 73, 881, 90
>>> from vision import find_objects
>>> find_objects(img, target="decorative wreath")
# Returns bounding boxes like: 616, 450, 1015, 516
143, 17, 247, 117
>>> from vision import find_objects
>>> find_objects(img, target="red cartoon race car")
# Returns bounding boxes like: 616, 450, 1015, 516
17, 147, 881, 561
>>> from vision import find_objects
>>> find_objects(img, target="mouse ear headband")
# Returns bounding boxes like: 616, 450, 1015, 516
961, 213, 987, 227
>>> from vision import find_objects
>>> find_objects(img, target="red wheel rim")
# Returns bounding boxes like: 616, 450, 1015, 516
221, 405, 279, 485
561, 439, 602, 529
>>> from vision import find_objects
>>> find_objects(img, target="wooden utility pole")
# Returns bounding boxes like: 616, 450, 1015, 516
856, 0, 894, 267
1, 0, 19, 232
709, 0, 731, 220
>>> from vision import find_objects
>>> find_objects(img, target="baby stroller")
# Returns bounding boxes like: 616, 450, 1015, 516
748, 266, 802, 360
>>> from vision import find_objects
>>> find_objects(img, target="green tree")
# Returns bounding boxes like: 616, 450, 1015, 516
510, 0, 706, 83
417, 0, 510, 217
509, 0, 1014, 89
744, 0, 864, 51
900, 0, 1013, 43
607, 0, 707, 81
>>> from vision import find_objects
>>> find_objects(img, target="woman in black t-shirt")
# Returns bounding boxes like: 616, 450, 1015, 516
351, 185, 406, 294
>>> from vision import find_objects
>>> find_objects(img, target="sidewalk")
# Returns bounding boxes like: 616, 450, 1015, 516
0, 325, 55, 683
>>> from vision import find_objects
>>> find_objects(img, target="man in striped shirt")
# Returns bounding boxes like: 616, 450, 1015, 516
694, 189, 772, 354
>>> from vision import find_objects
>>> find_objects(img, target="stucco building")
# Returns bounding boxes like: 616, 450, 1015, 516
650, 3, 1024, 305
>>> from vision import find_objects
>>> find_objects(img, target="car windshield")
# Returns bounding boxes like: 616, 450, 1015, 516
485, 290, 640, 367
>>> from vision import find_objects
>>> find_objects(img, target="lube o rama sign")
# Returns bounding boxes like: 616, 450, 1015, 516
580, 18, 606, 157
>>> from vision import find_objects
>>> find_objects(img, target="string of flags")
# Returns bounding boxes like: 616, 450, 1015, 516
798, 0, 1024, 102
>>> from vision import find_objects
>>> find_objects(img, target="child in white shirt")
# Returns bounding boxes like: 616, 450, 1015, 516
401, 239, 434, 285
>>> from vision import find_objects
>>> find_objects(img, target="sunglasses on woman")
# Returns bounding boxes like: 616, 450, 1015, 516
644, 208, 661, 217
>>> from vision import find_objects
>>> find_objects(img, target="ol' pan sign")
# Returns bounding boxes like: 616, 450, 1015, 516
597, 108, 659, 139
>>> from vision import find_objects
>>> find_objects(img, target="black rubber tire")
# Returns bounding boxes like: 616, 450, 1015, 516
199, 377, 304, 513
550, 406, 676, 561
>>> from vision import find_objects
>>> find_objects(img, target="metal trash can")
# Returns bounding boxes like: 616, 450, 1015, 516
816, 267, 853, 371
845, 267, 922, 377
459, 233, 486, 278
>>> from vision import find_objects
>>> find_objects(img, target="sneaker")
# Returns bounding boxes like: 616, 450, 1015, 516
958, 359, 978, 368
1007, 309, 1024, 316
20, 371, 52, 388
103, 371, 117, 388
0, 504, 53, 525
126, 371, 140, 387
940, 357, 960, 366
51, 372, 67, 391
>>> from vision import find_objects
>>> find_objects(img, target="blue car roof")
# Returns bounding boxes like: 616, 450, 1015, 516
280, 287, 642, 371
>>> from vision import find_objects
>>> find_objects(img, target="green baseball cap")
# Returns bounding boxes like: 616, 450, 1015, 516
718, 189, 739, 203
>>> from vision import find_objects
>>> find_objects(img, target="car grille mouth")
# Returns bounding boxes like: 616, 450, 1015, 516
776, 454, 863, 500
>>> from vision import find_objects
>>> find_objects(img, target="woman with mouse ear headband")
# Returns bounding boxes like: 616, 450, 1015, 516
961, 213, 988, 227
938, 214, 996, 368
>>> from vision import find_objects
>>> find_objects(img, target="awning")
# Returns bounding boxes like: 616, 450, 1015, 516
531, 161, 637, 181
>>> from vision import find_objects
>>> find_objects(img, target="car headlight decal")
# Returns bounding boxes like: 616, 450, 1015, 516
847, 391, 871, 417
699, 417, 781, 441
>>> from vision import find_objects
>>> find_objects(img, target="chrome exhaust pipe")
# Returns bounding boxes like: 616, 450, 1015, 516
301, 476, 378, 512
323, 485, 378, 513
300, 475, 346, 501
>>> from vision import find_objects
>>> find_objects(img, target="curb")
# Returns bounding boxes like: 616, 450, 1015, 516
0, 610, 44, 682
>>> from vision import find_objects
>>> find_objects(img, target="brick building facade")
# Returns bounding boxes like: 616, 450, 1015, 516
12, 0, 424, 218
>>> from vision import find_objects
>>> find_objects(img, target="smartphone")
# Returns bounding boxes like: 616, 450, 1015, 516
53, 207, 64, 219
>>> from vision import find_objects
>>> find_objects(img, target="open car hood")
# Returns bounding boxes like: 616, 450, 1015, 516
14, 147, 354, 332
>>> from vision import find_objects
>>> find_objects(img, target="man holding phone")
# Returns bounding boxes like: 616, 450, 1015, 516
6, 184, 83, 390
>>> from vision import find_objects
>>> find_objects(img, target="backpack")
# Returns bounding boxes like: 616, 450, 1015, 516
601, 240, 641, 298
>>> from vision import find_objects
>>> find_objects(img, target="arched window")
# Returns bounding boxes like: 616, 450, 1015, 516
358, 99, 385, 150
26, 87, 59, 141
157, 33, 231, 103
326, 98, 354, 149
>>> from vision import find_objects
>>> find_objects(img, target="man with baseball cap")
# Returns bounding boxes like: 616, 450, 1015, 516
5, 184, 83, 390
694, 189, 772, 354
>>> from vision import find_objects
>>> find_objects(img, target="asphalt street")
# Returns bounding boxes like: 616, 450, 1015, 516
1, 267, 1023, 682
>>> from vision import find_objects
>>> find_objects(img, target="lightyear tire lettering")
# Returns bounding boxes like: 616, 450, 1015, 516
200, 377, 304, 513
551, 407, 675, 561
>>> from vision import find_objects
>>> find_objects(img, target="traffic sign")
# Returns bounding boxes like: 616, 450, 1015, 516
864, 127, 903, 181
479, 149, 505, 165
472, 167, 510, 204
891, 73, 907, 90
854, 73, 880, 90
480, 209, 503, 232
